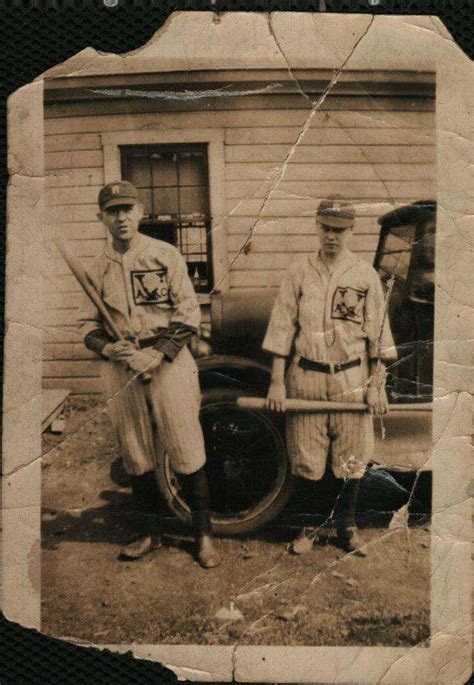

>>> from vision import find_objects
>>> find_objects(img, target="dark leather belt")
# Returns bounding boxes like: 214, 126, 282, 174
126, 331, 166, 349
298, 356, 361, 374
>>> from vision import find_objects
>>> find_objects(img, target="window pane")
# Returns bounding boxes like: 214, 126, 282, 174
125, 155, 151, 188
379, 231, 412, 281
179, 185, 209, 215
139, 221, 176, 246
177, 225, 208, 261
151, 152, 178, 188
136, 188, 152, 217
153, 186, 179, 217
179, 153, 208, 186
390, 223, 416, 244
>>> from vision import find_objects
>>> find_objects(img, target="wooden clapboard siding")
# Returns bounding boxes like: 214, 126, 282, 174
46, 133, 102, 151
227, 233, 379, 254
48, 185, 102, 205
225, 145, 435, 164
46, 168, 104, 187
46, 150, 103, 170
226, 163, 435, 182
225, 180, 434, 200
43, 361, 100, 378
44, 342, 97, 360
44, 87, 435, 393
45, 109, 433, 135
225, 127, 436, 146
49, 204, 103, 223
52, 223, 107, 241
43, 377, 103, 394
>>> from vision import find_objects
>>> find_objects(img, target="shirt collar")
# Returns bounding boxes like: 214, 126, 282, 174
309, 248, 355, 275
104, 233, 146, 263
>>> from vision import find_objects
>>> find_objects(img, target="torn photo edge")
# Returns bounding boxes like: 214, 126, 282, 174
2, 11, 472, 684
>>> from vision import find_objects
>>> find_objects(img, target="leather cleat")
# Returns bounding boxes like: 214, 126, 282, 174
289, 528, 315, 555
337, 527, 368, 557
196, 534, 221, 569
119, 534, 162, 560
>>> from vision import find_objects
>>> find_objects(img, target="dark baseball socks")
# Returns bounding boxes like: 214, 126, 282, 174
119, 471, 164, 559
180, 466, 221, 569
290, 476, 367, 556
334, 478, 367, 556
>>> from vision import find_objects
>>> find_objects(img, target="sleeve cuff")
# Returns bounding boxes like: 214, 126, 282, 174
84, 329, 112, 360
153, 323, 197, 362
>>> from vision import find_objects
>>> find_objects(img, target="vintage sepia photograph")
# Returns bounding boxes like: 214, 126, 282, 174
3, 11, 472, 683
40, 23, 435, 648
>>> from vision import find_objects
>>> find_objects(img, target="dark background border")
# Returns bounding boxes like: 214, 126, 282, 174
1, 2, 472, 683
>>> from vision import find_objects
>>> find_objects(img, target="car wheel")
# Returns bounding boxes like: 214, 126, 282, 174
155, 388, 293, 535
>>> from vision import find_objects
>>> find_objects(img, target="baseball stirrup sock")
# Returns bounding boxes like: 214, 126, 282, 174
130, 471, 166, 516
334, 478, 361, 531
180, 466, 213, 535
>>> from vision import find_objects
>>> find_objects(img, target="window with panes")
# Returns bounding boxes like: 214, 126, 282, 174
121, 144, 212, 293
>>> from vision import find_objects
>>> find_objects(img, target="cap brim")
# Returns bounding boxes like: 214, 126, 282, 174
101, 197, 139, 210
317, 214, 354, 228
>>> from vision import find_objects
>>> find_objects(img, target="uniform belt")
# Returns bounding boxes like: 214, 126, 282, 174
126, 332, 166, 349
298, 356, 361, 374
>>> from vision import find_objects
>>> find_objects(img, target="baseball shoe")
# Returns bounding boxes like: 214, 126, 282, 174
119, 534, 162, 560
289, 528, 315, 555
196, 534, 221, 569
337, 526, 368, 557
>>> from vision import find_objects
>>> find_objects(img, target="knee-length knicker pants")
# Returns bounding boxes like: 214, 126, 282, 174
101, 346, 206, 477
286, 356, 374, 481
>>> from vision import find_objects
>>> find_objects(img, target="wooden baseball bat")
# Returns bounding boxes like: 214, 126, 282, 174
56, 240, 152, 384
237, 398, 368, 412
237, 398, 432, 413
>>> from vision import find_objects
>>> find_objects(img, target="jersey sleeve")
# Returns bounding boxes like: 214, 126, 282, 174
152, 248, 200, 361
262, 260, 303, 357
363, 270, 397, 363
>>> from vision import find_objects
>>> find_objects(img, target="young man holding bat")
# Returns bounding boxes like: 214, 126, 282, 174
263, 197, 396, 556
77, 181, 220, 568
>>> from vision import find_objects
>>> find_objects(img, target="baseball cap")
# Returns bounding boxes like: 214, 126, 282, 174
98, 181, 140, 210
316, 196, 355, 229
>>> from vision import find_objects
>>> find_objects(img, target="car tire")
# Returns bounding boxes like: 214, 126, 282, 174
155, 387, 293, 536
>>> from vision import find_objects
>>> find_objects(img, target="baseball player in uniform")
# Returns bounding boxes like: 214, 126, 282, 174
78, 181, 220, 568
263, 197, 396, 555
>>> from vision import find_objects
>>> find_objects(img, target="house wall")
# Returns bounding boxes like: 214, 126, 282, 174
44, 90, 435, 394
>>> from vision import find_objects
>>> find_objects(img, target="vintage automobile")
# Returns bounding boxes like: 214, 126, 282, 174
155, 201, 436, 535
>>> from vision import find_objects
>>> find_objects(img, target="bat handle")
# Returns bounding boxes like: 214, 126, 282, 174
140, 371, 153, 385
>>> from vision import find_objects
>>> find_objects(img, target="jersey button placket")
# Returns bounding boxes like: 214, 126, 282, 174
121, 252, 140, 338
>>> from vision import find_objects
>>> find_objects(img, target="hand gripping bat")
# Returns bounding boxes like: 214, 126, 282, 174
56, 240, 152, 384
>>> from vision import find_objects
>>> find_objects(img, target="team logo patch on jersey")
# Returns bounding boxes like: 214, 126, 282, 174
131, 269, 170, 306
331, 286, 366, 324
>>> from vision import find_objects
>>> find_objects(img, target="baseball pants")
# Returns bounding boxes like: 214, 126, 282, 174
285, 356, 374, 481
101, 345, 206, 476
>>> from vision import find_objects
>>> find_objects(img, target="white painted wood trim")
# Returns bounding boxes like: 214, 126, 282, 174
100, 129, 229, 290
102, 129, 225, 147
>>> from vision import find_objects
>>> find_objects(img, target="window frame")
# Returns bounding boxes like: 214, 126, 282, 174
102, 129, 229, 302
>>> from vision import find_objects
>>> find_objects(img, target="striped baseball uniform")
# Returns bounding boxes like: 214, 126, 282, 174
78, 234, 205, 476
263, 249, 396, 480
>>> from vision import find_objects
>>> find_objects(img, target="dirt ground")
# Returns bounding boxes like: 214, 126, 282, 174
41, 399, 431, 647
